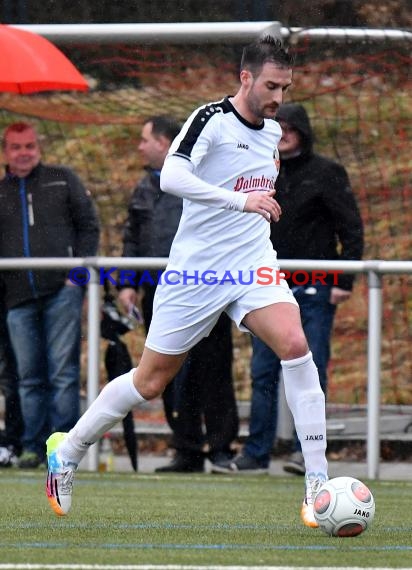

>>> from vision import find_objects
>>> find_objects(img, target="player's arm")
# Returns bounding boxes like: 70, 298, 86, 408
160, 155, 280, 221
161, 155, 246, 210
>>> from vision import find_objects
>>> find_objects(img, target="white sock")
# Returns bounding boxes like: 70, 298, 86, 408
60, 368, 145, 465
281, 352, 328, 477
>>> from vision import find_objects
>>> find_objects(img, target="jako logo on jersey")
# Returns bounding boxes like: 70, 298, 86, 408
234, 174, 275, 192
237, 142, 249, 149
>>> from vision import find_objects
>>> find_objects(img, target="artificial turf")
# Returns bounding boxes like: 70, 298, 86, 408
0, 470, 411, 567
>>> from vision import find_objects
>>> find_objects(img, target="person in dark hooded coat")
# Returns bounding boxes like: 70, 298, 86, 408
213, 103, 364, 476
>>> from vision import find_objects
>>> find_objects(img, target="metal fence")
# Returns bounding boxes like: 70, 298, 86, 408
15, 21, 412, 44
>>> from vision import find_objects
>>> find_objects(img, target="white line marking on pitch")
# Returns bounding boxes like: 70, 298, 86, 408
1, 565, 412, 570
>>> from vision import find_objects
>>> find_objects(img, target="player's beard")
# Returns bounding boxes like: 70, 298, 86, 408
246, 91, 277, 122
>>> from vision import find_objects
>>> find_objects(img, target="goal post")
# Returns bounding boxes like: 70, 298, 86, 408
14, 21, 412, 44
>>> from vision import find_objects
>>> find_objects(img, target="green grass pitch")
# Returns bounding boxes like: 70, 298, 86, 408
0, 470, 411, 567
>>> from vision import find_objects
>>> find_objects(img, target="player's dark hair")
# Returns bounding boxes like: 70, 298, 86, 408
240, 35, 294, 76
145, 115, 181, 143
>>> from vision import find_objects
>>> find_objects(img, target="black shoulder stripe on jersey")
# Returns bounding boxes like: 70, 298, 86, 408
174, 98, 232, 158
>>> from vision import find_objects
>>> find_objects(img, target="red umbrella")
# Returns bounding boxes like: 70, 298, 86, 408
0, 24, 88, 94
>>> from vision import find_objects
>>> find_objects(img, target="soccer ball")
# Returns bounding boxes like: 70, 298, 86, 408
313, 476, 375, 537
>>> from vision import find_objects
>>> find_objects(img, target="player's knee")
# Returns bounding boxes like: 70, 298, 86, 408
135, 376, 164, 400
133, 367, 173, 400
279, 330, 308, 360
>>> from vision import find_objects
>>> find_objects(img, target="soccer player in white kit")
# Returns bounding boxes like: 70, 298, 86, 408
46, 36, 328, 528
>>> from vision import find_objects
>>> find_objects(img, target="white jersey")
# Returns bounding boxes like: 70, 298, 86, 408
161, 96, 282, 279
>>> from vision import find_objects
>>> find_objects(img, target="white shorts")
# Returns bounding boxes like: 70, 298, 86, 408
145, 270, 297, 355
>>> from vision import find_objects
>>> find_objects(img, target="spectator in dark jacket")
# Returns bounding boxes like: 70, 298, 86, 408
213, 103, 364, 475
0, 122, 99, 468
119, 115, 238, 472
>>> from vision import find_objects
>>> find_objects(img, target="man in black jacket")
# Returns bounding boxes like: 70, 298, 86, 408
213, 103, 364, 475
118, 115, 238, 472
0, 122, 99, 468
